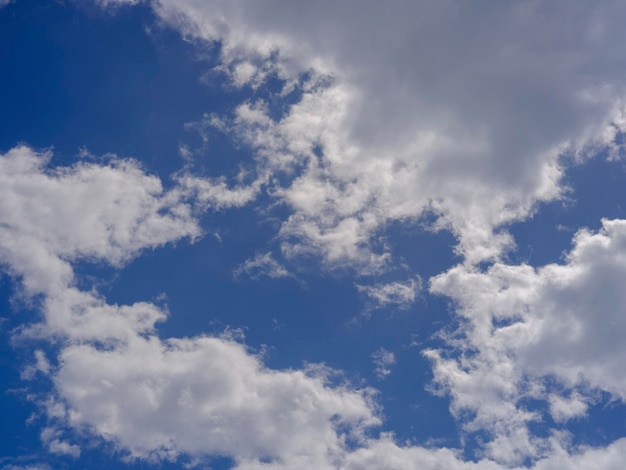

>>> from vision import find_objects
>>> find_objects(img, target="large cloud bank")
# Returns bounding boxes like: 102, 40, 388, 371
4, 0, 626, 468
121, 0, 626, 269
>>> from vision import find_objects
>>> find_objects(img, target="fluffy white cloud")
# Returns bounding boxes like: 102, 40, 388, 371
102, 0, 626, 271
343, 436, 626, 470
427, 218, 626, 463
55, 334, 377, 463
0, 146, 200, 296
1, 465, 52, 470
1, 143, 626, 470
7, 0, 626, 466
177, 173, 263, 211
0, 146, 377, 466
233, 435, 626, 470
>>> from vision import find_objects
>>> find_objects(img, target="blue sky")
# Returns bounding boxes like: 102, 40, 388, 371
2, 1, 626, 469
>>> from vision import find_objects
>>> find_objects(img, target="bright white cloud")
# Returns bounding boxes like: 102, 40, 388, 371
55, 334, 377, 463
548, 393, 589, 423
0, 146, 200, 295
101, 0, 626, 271
1, 465, 52, 470
0, 146, 377, 466
427, 218, 626, 463
1, 143, 626, 470
7, 0, 626, 467
21, 350, 52, 380
177, 173, 263, 211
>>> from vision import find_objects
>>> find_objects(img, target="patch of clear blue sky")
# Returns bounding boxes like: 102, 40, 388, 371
6, 0, 626, 468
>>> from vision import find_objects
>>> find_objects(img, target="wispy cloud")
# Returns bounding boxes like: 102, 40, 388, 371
234, 252, 292, 280
371, 348, 396, 380
357, 277, 422, 310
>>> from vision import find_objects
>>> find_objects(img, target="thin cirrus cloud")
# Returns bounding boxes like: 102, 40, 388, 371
3, 0, 626, 469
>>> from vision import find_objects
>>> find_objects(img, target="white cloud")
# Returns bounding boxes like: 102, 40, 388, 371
0, 146, 200, 295
234, 252, 292, 280
371, 348, 395, 380
0, 146, 378, 466
55, 333, 377, 463
177, 173, 263, 211
357, 277, 421, 309
2, 143, 626, 470
343, 436, 626, 470
40, 427, 80, 458
7, 0, 626, 466
427, 218, 626, 463
548, 393, 589, 423
102, 0, 626, 272
21, 350, 51, 380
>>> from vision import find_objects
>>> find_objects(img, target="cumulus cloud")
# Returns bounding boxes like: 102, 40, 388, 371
548, 393, 589, 423
0, 146, 200, 294
21, 350, 52, 380
7, 0, 626, 467
55, 334, 377, 463
100, 0, 626, 271
177, 173, 263, 211
427, 218, 626, 463
0, 146, 377, 466
1, 143, 626, 470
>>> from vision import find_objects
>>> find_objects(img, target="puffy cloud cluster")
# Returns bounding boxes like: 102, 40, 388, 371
100, 0, 626, 271
56, 335, 377, 463
428, 219, 626, 463
2, 146, 626, 470
0, 147, 375, 466
0, 146, 200, 295
6, 0, 626, 468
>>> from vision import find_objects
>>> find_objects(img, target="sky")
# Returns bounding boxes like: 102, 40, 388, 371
1, 1, 626, 469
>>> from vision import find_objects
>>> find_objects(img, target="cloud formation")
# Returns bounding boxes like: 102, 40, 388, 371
0, 147, 376, 466
357, 277, 422, 309
371, 348, 396, 380
101, 0, 626, 271
428, 218, 626, 463
5, 0, 626, 468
